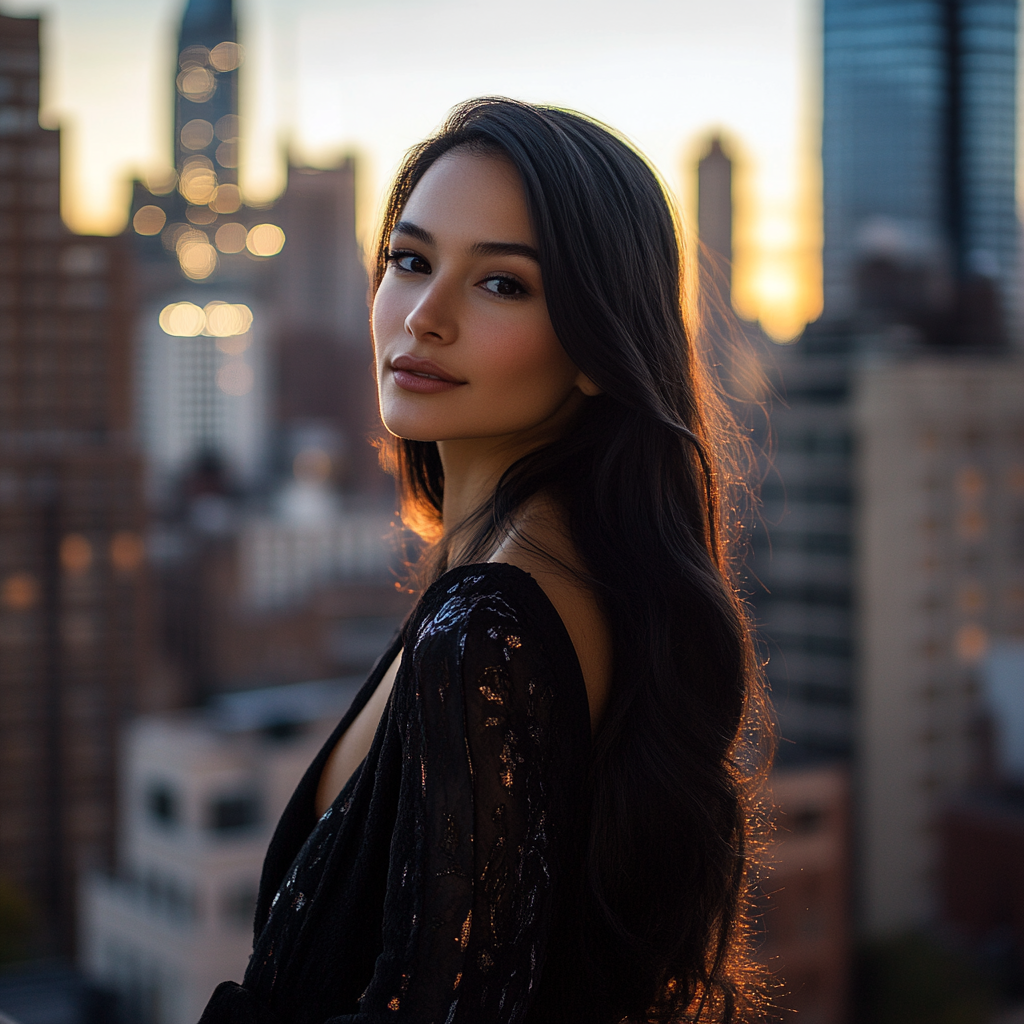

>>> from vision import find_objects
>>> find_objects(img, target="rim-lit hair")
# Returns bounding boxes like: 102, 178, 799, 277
373, 98, 771, 1022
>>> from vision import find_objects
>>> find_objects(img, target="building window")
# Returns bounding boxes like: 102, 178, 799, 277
146, 782, 179, 828
221, 882, 259, 930
207, 793, 260, 834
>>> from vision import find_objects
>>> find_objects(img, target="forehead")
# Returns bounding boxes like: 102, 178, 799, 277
398, 149, 533, 244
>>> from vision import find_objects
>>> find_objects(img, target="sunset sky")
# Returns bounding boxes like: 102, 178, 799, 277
3, 0, 823, 339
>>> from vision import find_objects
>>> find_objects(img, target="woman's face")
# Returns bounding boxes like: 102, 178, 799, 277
372, 148, 597, 449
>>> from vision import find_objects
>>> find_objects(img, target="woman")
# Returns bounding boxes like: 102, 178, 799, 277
200, 98, 770, 1024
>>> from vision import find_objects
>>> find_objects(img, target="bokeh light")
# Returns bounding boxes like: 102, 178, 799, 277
144, 169, 177, 196
177, 65, 216, 103
179, 156, 219, 205
110, 532, 145, 573
246, 224, 286, 257
179, 45, 209, 66
216, 142, 239, 169
60, 533, 92, 575
204, 301, 253, 337
215, 222, 248, 253
210, 183, 242, 214
216, 335, 251, 356
159, 301, 206, 336
215, 114, 240, 142
178, 239, 219, 279
185, 205, 217, 225
1, 572, 38, 611
216, 361, 255, 396
209, 41, 244, 73
133, 205, 166, 235
180, 118, 215, 151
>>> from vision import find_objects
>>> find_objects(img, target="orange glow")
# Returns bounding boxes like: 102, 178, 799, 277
955, 624, 988, 664
1, 573, 38, 611
133, 205, 166, 236
294, 448, 332, 482
1006, 465, 1024, 493
60, 533, 92, 574
246, 223, 285, 257
215, 222, 248, 253
110, 532, 145, 573
216, 361, 255, 396
956, 467, 985, 497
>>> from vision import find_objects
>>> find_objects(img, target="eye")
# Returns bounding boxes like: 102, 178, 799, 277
481, 275, 527, 298
386, 249, 430, 274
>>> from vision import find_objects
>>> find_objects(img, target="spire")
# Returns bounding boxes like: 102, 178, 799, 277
179, 0, 236, 52
174, 0, 241, 189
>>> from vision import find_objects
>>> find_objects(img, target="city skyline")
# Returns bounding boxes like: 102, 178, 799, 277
1, 0, 821, 340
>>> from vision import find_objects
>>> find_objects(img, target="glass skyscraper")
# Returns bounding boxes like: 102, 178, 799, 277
822, 0, 1018, 336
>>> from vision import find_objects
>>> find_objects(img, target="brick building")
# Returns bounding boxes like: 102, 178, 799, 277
0, 14, 155, 956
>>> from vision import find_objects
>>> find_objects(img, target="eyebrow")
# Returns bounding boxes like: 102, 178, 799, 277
391, 220, 540, 265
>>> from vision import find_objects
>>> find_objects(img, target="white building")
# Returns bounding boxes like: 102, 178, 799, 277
80, 679, 360, 1024
856, 357, 1024, 934
137, 295, 271, 500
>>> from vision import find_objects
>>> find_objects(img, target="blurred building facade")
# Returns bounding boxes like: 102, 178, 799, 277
697, 135, 733, 310
823, 0, 1019, 343
122, 0, 407, 710
746, 0, 1022, 956
81, 680, 361, 1024
856, 360, 1024, 933
758, 762, 850, 1024
0, 14, 155, 957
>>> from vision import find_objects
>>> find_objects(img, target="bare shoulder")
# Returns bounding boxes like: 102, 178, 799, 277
490, 498, 612, 732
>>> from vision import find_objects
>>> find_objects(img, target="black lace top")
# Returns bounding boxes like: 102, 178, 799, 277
198, 563, 598, 1024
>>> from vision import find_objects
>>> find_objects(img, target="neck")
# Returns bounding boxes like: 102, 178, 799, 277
436, 391, 589, 566
437, 437, 518, 565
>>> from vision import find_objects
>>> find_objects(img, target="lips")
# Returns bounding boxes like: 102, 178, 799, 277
390, 354, 465, 394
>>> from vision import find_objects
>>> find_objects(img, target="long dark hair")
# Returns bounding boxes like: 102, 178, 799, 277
373, 98, 771, 1022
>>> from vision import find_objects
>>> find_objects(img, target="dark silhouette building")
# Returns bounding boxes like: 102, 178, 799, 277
823, 0, 1018, 345
750, 0, 1020, 765
697, 135, 733, 309
0, 14, 154, 957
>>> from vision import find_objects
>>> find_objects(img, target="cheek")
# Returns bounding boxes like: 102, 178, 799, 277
371, 280, 405, 357
473, 319, 575, 401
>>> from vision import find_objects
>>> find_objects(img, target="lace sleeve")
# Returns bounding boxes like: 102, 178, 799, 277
355, 575, 590, 1024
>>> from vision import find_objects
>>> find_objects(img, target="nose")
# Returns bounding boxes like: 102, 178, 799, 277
403, 276, 457, 345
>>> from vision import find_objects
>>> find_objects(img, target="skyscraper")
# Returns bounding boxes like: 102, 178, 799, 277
697, 136, 733, 309
751, 0, 1020, 764
174, 0, 241, 190
0, 14, 154, 956
822, 0, 1018, 343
